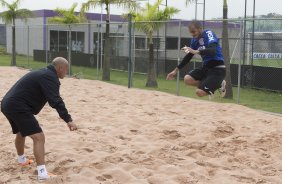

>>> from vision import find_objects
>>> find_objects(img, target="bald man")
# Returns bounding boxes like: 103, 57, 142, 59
1, 57, 77, 181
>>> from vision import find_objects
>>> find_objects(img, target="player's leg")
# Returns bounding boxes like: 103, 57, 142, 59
2, 112, 33, 166
29, 132, 45, 166
12, 112, 54, 179
184, 67, 206, 87
219, 80, 227, 97
15, 133, 25, 156
195, 88, 209, 97
197, 68, 226, 98
184, 75, 200, 86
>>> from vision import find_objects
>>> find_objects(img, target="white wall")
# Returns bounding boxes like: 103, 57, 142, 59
6, 17, 44, 56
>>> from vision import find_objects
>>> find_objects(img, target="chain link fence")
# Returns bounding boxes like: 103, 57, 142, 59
0, 18, 281, 113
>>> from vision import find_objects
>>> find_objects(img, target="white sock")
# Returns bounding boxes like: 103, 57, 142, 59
18, 155, 26, 164
37, 165, 48, 177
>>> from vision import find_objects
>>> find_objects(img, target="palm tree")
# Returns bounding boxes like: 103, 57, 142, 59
0, 0, 33, 66
131, 0, 179, 87
185, 0, 233, 98
80, 0, 138, 81
49, 3, 83, 75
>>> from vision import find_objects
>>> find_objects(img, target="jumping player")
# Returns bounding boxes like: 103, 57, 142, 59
167, 21, 226, 97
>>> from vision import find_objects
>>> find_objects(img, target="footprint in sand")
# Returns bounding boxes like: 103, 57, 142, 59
71, 166, 82, 174
174, 175, 199, 184
83, 148, 94, 153
130, 129, 139, 135
92, 162, 111, 170
96, 174, 113, 181
131, 170, 153, 179
213, 125, 234, 138
53, 159, 75, 174
117, 135, 131, 141
104, 156, 124, 164
231, 175, 257, 183
260, 166, 277, 176
162, 130, 181, 140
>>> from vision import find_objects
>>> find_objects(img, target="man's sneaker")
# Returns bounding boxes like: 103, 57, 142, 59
219, 80, 226, 97
18, 159, 33, 167
38, 172, 57, 181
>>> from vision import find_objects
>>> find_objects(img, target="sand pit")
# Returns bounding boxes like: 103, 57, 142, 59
0, 67, 281, 184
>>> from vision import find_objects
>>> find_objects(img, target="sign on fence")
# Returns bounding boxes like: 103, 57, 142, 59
253, 53, 282, 60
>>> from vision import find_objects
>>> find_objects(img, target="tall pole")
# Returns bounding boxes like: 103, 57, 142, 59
128, 14, 133, 88
203, 0, 206, 29
164, 0, 167, 76
27, 25, 30, 68
250, 0, 256, 87
242, 0, 247, 65
100, 4, 103, 70
237, 20, 244, 104
68, 26, 72, 75
251, 0, 256, 66
195, 0, 198, 20
176, 21, 182, 96
241, 0, 247, 87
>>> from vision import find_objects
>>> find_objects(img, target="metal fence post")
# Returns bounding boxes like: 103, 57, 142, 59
128, 14, 133, 88
176, 21, 182, 96
27, 25, 30, 68
237, 20, 244, 104
45, 25, 48, 66
97, 23, 100, 80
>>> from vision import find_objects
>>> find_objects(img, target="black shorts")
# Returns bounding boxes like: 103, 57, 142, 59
188, 67, 226, 94
2, 112, 42, 137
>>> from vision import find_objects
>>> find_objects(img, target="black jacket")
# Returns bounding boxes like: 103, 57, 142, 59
1, 65, 72, 123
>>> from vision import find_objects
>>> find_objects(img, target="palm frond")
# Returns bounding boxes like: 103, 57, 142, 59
80, 0, 139, 14
11, 0, 20, 10
109, 0, 139, 11
48, 16, 66, 24
132, 0, 179, 42
15, 9, 33, 20
80, 0, 101, 12
0, 10, 14, 23
185, 0, 195, 6
49, 3, 83, 25
0, 0, 10, 8
0, 0, 33, 24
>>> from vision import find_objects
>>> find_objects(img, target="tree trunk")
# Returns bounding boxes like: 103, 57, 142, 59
222, 2, 233, 99
146, 43, 158, 87
11, 18, 16, 66
102, 5, 111, 81
68, 26, 72, 75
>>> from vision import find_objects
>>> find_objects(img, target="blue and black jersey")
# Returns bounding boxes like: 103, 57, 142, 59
177, 29, 225, 69
190, 29, 224, 65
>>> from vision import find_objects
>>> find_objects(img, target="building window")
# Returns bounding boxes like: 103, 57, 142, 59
166, 37, 178, 50
135, 37, 146, 49
59, 31, 68, 52
50, 31, 59, 52
72, 32, 85, 52
166, 37, 192, 50
149, 38, 161, 50
93, 32, 105, 54
181, 38, 192, 48
110, 33, 124, 56
50, 30, 84, 52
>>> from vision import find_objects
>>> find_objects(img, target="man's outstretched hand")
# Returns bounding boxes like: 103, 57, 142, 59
67, 122, 78, 131
167, 69, 178, 80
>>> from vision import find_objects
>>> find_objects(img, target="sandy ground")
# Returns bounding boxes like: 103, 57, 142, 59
0, 67, 281, 184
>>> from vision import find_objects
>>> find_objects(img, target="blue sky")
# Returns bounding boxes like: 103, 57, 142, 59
0, 0, 281, 20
